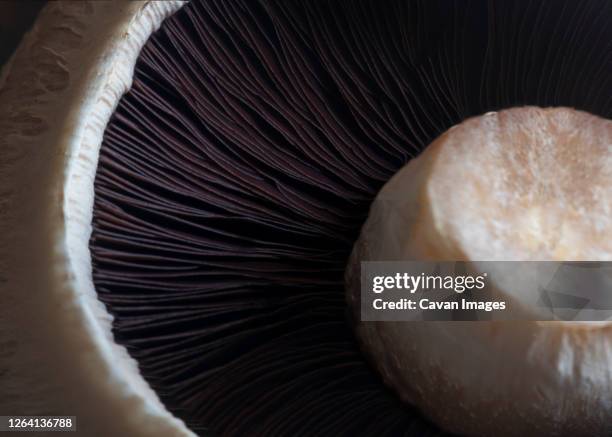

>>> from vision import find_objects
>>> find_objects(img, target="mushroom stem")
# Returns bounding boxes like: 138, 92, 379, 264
346, 107, 612, 437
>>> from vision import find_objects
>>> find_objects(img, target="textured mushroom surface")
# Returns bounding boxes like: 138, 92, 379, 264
0, 1, 192, 436
352, 107, 612, 263
345, 107, 612, 437
89, 0, 612, 435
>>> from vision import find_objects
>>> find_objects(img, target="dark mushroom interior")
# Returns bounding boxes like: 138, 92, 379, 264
90, 0, 612, 435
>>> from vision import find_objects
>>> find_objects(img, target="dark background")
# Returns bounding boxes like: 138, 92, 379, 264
0, 1, 45, 67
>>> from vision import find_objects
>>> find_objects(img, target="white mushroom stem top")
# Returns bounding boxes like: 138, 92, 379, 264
346, 107, 612, 437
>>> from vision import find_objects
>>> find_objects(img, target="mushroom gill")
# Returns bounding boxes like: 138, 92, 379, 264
89, 0, 612, 435
1, 0, 611, 436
